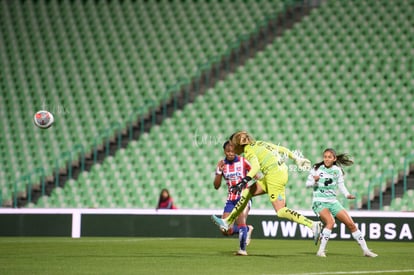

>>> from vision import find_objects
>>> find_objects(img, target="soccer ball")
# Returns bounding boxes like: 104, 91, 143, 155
33, 110, 54, 129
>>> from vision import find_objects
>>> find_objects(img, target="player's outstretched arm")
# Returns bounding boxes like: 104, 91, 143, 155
213, 160, 224, 190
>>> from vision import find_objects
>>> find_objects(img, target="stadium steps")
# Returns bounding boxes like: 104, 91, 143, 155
1, 0, 288, 206
31, 0, 414, 210
17, 1, 320, 208
383, 189, 414, 211
23, 0, 414, 210
363, 168, 414, 210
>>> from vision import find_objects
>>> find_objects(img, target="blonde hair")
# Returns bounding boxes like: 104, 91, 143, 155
229, 131, 255, 154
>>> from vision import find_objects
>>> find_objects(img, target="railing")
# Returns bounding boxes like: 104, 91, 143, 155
365, 153, 414, 210
13, 167, 45, 208
403, 153, 414, 193
366, 169, 395, 210
12, 145, 85, 207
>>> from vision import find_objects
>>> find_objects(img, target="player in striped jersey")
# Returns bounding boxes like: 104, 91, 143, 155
214, 141, 254, 256
211, 131, 323, 244
306, 148, 378, 257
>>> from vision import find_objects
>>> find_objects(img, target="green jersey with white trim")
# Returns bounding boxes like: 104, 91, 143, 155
306, 164, 350, 203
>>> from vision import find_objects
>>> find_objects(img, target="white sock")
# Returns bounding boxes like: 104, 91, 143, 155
318, 228, 331, 252
352, 230, 369, 251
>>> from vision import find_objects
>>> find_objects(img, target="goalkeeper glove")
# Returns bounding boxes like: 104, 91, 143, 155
230, 176, 252, 194
295, 158, 311, 170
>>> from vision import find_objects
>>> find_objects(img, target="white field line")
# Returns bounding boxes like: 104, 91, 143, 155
263, 269, 414, 275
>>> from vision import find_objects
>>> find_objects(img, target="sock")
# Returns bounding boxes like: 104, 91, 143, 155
352, 230, 369, 251
231, 224, 239, 235
276, 207, 314, 228
225, 189, 252, 225
238, 224, 248, 251
318, 228, 331, 252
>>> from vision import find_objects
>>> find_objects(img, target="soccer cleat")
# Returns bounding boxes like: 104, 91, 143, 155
211, 215, 230, 232
312, 221, 323, 245
316, 250, 326, 257
363, 250, 378, 257
246, 225, 254, 246
236, 249, 248, 256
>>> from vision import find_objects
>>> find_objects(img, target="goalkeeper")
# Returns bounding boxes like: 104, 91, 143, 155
211, 131, 322, 243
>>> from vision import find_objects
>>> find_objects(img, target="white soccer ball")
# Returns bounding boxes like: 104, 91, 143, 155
33, 110, 54, 129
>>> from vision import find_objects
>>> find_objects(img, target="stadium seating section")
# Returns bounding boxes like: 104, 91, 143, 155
1, 0, 413, 210
0, 0, 284, 203
383, 189, 414, 211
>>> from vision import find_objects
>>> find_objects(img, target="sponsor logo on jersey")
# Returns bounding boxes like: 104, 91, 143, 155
224, 171, 243, 179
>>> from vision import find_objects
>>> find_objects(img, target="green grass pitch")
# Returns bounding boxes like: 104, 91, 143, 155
0, 237, 413, 275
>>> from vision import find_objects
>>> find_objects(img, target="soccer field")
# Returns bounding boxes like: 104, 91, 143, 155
0, 238, 413, 275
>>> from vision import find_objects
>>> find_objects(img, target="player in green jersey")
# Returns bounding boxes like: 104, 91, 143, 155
307, 148, 378, 258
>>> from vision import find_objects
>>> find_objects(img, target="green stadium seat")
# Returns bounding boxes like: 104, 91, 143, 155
3, 0, 413, 210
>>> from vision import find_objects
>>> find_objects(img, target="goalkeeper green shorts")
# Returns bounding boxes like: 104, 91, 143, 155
257, 165, 288, 202
312, 201, 345, 217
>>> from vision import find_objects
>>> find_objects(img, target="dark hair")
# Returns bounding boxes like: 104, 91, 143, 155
157, 188, 175, 210
314, 148, 354, 173
222, 140, 230, 150
158, 188, 170, 203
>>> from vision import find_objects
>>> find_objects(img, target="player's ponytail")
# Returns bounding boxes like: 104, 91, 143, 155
335, 153, 354, 167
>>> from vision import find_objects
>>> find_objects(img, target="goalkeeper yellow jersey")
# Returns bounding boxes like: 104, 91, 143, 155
244, 140, 295, 178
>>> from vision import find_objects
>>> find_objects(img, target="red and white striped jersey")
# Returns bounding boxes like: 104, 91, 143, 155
219, 155, 251, 201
